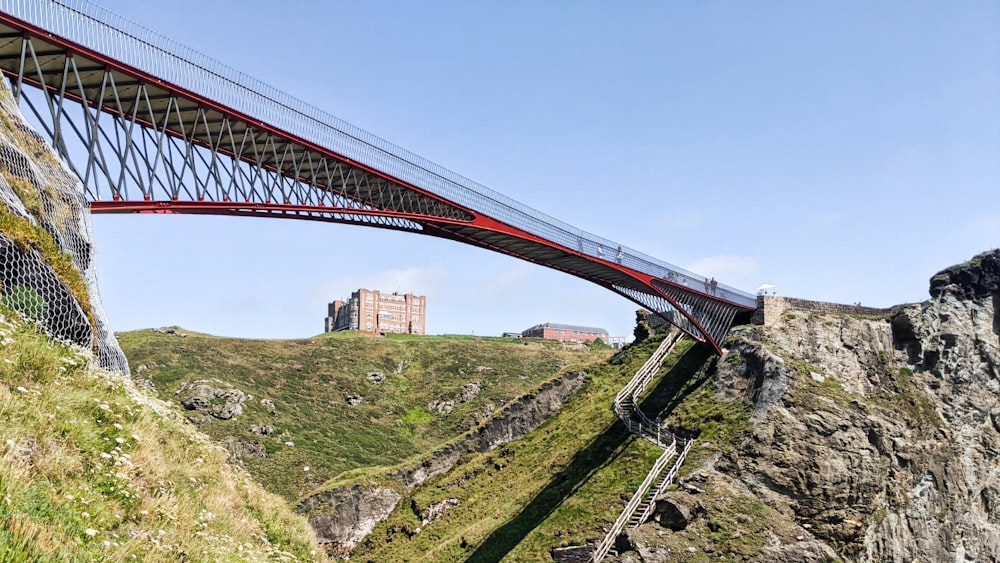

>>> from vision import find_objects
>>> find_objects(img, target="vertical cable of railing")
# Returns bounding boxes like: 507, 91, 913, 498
0, 0, 757, 308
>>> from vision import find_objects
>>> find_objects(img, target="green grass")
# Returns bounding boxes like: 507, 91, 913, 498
0, 312, 325, 561
0, 206, 94, 336
340, 333, 755, 562
627, 478, 776, 562
117, 329, 612, 501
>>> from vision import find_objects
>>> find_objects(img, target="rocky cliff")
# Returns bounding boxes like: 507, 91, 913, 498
616, 249, 1000, 562
300, 369, 587, 557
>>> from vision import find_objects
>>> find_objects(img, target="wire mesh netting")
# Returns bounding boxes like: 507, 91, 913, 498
0, 79, 128, 374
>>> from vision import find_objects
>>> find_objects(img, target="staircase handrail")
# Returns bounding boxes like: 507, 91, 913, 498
632, 438, 693, 525
592, 330, 688, 561
613, 331, 679, 407
590, 441, 676, 562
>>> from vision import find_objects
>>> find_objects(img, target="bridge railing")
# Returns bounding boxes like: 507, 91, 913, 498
0, 0, 756, 310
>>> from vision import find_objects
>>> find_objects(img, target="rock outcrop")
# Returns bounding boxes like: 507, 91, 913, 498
0, 82, 127, 373
175, 379, 248, 425
299, 369, 588, 556
929, 249, 1000, 300
614, 250, 1000, 562
301, 485, 402, 559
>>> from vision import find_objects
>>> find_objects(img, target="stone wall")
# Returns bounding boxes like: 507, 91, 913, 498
751, 295, 894, 327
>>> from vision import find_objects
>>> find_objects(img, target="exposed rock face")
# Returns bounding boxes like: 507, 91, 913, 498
299, 369, 588, 556
462, 381, 482, 402
752, 542, 840, 563
0, 82, 127, 373
473, 370, 584, 452
651, 492, 703, 531
552, 544, 596, 562
929, 249, 1000, 300
400, 371, 586, 490
176, 379, 247, 424
414, 497, 460, 525
301, 485, 402, 559
617, 250, 1000, 562
428, 398, 454, 415
219, 436, 266, 462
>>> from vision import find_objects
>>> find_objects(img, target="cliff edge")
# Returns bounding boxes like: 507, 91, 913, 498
615, 249, 1000, 562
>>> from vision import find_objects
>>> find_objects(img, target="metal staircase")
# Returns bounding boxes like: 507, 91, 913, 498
590, 332, 692, 562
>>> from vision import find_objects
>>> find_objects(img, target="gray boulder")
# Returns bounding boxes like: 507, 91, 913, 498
175, 379, 247, 421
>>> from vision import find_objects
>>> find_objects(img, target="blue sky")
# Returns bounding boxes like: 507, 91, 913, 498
83, 1, 999, 339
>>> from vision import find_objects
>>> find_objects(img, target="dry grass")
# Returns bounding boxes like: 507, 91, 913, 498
0, 312, 326, 561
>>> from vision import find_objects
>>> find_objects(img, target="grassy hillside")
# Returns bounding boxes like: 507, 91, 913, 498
0, 311, 324, 562
117, 330, 612, 500
347, 334, 750, 561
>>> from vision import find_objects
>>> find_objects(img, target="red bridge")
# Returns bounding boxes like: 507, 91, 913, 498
0, 0, 757, 353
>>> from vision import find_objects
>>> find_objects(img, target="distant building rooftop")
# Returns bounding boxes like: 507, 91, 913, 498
524, 322, 609, 335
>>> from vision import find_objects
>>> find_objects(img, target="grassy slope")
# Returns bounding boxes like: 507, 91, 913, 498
0, 312, 324, 562
346, 334, 750, 562
117, 330, 611, 501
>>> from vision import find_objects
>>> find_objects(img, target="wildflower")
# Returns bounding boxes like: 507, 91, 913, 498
99, 452, 112, 460
15, 386, 27, 394
284, 441, 294, 447
112, 423, 123, 430
81, 512, 90, 519
85, 528, 97, 537
115, 437, 125, 445
303, 465, 310, 472
131, 434, 140, 442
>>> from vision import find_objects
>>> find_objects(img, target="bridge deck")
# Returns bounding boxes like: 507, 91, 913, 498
0, 0, 757, 352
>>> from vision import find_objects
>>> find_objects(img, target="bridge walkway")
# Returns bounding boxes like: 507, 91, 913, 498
0, 0, 758, 352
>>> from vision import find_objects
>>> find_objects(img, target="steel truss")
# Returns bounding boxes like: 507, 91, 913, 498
0, 2, 757, 353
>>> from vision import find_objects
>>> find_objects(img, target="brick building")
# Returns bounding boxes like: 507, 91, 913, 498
325, 289, 426, 336
520, 322, 608, 343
